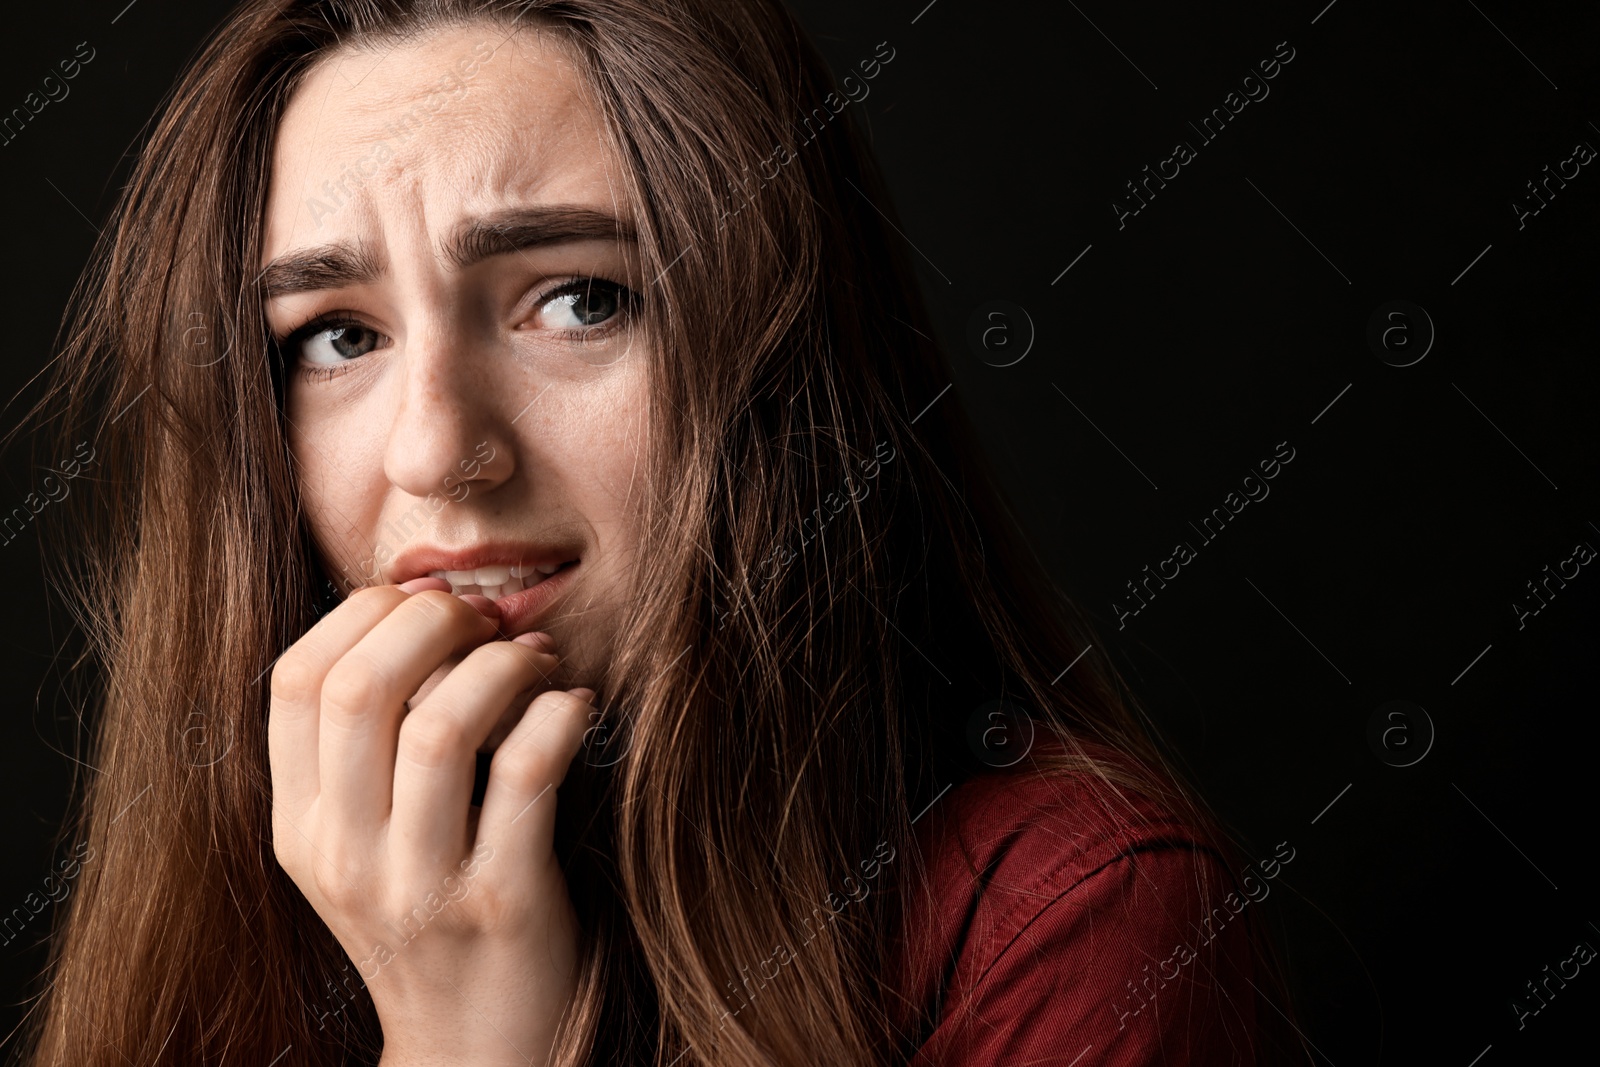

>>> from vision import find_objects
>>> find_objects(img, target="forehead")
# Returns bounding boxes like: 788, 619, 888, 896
262, 23, 623, 261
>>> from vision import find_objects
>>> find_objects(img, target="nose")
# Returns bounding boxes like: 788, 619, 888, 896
382, 319, 515, 501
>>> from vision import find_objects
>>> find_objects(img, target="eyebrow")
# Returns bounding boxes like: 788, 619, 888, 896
257, 205, 638, 300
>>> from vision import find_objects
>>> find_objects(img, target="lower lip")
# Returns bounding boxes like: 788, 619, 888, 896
493, 561, 578, 636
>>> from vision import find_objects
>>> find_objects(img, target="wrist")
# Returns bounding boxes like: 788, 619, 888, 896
374, 982, 568, 1067
379, 1031, 554, 1067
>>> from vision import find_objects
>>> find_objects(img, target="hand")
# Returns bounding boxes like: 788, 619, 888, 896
268, 577, 593, 1066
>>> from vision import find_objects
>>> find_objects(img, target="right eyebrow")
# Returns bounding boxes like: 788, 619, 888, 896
257, 205, 638, 300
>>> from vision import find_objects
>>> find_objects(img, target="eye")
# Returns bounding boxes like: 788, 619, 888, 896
532, 278, 635, 335
276, 316, 387, 366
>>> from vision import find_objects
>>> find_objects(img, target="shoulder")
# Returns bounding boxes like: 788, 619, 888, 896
888, 741, 1265, 1065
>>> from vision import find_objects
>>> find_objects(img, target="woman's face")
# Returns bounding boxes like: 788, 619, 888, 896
261, 24, 649, 696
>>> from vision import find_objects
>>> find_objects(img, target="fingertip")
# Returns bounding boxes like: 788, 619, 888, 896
511, 630, 556, 652
457, 593, 502, 620
397, 576, 452, 594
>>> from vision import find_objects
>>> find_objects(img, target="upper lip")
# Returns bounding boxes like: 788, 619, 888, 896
386, 541, 581, 586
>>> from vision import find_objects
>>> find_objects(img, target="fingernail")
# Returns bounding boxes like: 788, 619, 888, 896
511, 630, 556, 652
398, 576, 450, 594
458, 593, 501, 619
568, 687, 596, 703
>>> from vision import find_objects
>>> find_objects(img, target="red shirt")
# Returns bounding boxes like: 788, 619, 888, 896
889, 749, 1264, 1065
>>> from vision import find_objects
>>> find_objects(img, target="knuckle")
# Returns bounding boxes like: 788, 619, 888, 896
308, 842, 367, 906
269, 651, 318, 705
462, 881, 520, 930
397, 712, 467, 769
383, 882, 470, 934
491, 732, 558, 790
492, 716, 569, 783
320, 660, 387, 720
311, 862, 356, 908
531, 689, 594, 737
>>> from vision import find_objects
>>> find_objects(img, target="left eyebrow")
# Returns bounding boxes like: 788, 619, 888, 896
257, 205, 638, 300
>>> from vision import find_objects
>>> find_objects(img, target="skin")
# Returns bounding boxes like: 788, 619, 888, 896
261, 23, 650, 1064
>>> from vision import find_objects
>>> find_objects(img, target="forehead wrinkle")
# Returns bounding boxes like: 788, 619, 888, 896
264, 24, 625, 291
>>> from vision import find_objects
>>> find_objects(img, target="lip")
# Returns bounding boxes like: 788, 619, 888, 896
387, 541, 581, 586
489, 559, 578, 637
387, 541, 582, 636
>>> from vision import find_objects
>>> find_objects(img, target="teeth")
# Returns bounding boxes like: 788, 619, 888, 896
418, 561, 571, 598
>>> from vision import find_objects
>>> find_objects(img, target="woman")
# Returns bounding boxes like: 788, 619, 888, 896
20, 0, 1300, 1063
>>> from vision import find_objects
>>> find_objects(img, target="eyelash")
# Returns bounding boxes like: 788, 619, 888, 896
273, 276, 638, 384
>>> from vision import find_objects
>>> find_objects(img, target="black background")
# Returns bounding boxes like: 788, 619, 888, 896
2, 1, 1596, 1063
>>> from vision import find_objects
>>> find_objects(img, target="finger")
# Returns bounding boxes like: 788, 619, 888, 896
390, 636, 561, 860
475, 688, 595, 868
268, 583, 418, 813
318, 589, 502, 824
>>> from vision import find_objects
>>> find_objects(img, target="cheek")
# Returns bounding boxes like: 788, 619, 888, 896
286, 387, 337, 501
286, 388, 385, 577
601, 389, 651, 547
556, 368, 650, 518
288, 431, 337, 535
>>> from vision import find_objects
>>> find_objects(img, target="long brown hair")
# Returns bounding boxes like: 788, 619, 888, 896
15, 0, 1301, 1063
